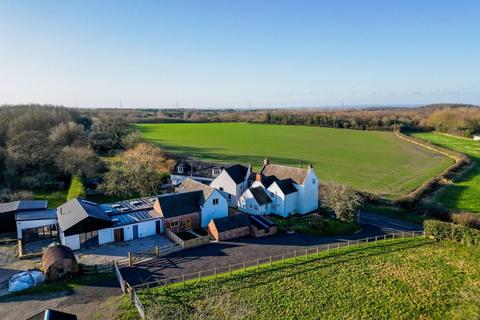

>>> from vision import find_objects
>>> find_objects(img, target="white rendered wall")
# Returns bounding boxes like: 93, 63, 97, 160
200, 190, 228, 227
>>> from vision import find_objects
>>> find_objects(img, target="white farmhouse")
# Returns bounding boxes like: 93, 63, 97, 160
176, 178, 229, 227
210, 164, 251, 207
239, 159, 318, 217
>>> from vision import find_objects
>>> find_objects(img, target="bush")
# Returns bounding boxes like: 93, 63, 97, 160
0, 188, 34, 202
424, 220, 480, 246
451, 213, 480, 229
67, 176, 86, 200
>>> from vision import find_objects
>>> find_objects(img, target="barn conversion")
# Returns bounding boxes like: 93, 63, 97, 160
57, 197, 164, 250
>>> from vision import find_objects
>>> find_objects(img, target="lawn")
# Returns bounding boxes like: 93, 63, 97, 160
269, 213, 361, 236
410, 132, 480, 213
117, 238, 480, 320
136, 123, 452, 198
34, 190, 68, 208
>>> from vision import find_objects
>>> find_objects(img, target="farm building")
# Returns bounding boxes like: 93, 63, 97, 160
171, 159, 231, 185
249, 215, 278, 237
16, 209, 58, 243
176, 178, 228, 227
153, 191, 202, 233
0, 200, 48, 233
208, 213, 251, 241
42, 245, 79, 281
210, 164, 252, 207
57, 198, 164, 250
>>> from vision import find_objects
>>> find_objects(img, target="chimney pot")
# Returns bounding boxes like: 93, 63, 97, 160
264, 158, 270, 165
308, 164, 313, 169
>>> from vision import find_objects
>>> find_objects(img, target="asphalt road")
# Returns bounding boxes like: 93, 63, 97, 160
121, 212, 423, 286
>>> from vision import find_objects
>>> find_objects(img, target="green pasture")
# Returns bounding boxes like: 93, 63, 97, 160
410, 132, 480, 213
117, 238, 480, 320
136, 123, 452, 198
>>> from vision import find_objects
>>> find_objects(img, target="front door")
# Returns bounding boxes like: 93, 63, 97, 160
133, 225, 139, 239
114, 228, 124, 243
185, 218, 192, 230
155, 220, 161, 234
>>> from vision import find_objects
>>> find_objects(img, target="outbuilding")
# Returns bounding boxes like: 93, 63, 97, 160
42, 245, 79, 281
208, 213, 251, 241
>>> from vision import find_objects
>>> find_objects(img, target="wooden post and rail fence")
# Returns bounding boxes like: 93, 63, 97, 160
114, 230, 427, 319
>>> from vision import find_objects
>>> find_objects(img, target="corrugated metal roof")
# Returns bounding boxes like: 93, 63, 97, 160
15, 209, 57, 221
0, 200, 48, 214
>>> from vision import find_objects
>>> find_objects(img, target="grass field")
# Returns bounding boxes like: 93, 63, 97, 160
117, 238, 480, 320
136, 123, 452, 198
410, 132, 480, 213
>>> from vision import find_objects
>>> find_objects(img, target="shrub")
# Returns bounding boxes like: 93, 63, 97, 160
424, 220, 480, 246
0, 188, 34, 202
67, 175, 86, 200
451, 213, 480, 229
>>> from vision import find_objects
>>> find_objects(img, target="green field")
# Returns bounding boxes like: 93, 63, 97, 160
410, 132, 480, 213
118, 238, 480, 320
136, 123, 452, 198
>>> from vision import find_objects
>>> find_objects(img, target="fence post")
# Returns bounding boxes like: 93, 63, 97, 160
375, 236, 378, 243
229, 265, 232, 275
198, 271, 201, 280
357, 239, 359, 246
155, 245, 160, 257
305, 249, 308, 259
294, 250, 297, 262
402, 232, 405, 238
282, 253, 285, 262
243, 262, 246, 270
270, 256, 272, 265
347, 241, 350, 248
182, 274, 185, 285
383, 234, 386, 241
327, 244, 330, 254
316, 246, 319, 256
423, 230, 426, 238
128, 252, 132, 267
393, 233, 395, 239
18, 240, 23, 257
257, 258, 260, 270
366, 238, 369, 245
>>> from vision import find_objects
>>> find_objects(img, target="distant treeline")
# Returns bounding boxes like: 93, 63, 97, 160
84, 103, 480, 137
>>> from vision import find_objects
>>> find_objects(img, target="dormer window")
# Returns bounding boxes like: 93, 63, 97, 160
312, 179, 316, 184
177, 166, 184, 174
212, 167, 221, 176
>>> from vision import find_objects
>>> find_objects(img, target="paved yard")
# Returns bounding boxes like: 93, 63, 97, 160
77, 234, 173, 265
120, 213, 423, 286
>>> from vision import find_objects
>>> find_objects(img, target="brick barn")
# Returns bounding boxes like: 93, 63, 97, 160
208, 213, 251, 241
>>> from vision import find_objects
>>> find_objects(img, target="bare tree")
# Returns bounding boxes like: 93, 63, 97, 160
319, 182, 364, 222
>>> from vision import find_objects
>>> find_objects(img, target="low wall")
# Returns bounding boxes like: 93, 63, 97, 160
166, 229, 210, 249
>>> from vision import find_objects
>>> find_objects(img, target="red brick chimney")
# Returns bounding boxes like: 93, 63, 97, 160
256, 172, 262, 182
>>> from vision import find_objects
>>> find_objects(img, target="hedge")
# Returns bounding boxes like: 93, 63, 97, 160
424, 220, 480, 246
66, 175, 86, 201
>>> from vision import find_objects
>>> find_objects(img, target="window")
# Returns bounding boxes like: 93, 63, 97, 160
177, 166, 184, 173
312, 179, 316, 184
170, 220, 179, 227
213, 198, 219, 205
212, 168, 221, 176
219, 187, 224, 191
228, 194, 232, 200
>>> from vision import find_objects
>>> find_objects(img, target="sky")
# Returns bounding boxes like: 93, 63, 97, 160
0, 0, 479, 109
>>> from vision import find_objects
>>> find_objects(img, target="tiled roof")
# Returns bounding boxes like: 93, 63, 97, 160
211, 213, 251, 233
249, 186, 272, 205
224, 164, 249, 184
155, 191, 203, 218
274, 179, 298, 195
177, 178, 215, 200
260, 164, 309, 185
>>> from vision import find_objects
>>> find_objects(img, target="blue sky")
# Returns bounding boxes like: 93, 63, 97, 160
0, 0, 479, 108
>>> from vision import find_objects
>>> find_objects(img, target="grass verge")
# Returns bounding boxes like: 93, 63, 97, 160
269, 213, 361, 236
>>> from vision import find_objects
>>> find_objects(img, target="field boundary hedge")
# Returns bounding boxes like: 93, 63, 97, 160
424, 219, 480, 246
394, 130, 471, 207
